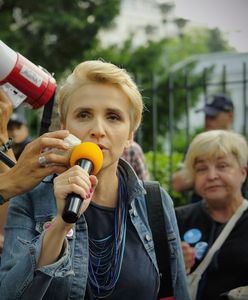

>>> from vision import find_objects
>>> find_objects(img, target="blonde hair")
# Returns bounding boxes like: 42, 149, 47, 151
57, 60, 143, 131
185, 130, 248, 178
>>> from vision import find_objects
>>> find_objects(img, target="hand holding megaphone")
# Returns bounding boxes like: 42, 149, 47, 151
54, 142, 103, 224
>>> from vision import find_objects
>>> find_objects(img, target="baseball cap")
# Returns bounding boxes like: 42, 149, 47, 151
196, 94, 234, 117
8, 113, 27, 126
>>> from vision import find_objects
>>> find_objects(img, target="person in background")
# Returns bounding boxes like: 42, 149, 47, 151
7, 112, 32, 160
121, 140, 150, 180
0, 89, 71, 254
0, 60, 190, 300
172, 94, 238, 202
196, 93, 234, 131
175, 130, 248, 300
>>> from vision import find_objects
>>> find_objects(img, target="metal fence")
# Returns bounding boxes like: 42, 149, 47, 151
140, 57, 248, 188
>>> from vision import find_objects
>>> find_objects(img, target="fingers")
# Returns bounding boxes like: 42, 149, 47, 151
54, 166, 91, 198
65, 166, 92, 199
11, 131, 72, 191
0, 89, 13, 115
38, 151, 69, 167
0, 89, 13, 140
41, 130, 70, 140
54, 166, 97, 218
0, 234, 4, 254
18, 130, 71, 168
0, 88, 12, 105
3, 131, 72, 198
89, 175, 98, 193
181, 241, 195, 274
26, 130, 70, 154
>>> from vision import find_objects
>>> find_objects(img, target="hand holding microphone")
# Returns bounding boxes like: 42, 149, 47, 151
54, 142, 103, 224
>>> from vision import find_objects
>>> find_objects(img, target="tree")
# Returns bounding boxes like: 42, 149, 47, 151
1, 1, 233, 146
0, 0, 120, 78
207, 28, 233, 52
83, 27, 232, 150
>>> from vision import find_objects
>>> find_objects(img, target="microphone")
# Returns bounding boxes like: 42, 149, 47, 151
62, 142, 103, 223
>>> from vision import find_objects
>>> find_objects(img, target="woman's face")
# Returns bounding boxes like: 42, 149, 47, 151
194, 153, 246, 204
62, 82, 133, 170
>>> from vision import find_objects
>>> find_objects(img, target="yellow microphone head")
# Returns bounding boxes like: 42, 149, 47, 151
70, 142, 103, 175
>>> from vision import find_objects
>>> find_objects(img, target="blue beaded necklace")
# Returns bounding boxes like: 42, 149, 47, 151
88, 172, 128, 298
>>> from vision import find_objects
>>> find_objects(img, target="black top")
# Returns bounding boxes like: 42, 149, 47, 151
175, 201, 248, 300
84, 201, 158, 300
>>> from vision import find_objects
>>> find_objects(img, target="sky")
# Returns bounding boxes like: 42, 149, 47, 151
173, 0, 248, 52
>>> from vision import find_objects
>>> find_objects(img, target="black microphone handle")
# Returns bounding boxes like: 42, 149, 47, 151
62, 159, 93, 223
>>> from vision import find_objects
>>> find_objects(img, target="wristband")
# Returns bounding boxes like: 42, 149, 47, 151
0, 138, 13, 153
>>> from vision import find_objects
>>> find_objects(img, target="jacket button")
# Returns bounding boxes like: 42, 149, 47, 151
133, 209, 138, 217
145, 234, 151, 241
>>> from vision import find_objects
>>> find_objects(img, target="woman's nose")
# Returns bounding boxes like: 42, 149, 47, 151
90, 119, 105, 138
207, 167, 218, 180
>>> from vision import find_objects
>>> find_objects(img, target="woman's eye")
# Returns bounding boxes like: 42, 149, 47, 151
195, 166, 207, 172
78, 111, 90, 119
108, 113, 121, 121
218, 164, 227, 169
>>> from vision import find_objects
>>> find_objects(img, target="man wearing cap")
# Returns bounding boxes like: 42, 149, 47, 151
7, 112, 32, 160
172, 94, 239, 201
196, 94, 234, 131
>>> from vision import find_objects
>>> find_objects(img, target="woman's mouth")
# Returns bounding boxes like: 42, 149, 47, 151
97, 144, 107, 151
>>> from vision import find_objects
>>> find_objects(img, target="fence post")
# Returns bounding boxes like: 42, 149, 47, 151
243, 62, 247, 136
184, 68, 191, 146
168, 73, 174, 192
222, 65, 227, 93
152, 74, 158, 179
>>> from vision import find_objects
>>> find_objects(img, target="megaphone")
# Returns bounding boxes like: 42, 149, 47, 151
0, 40, 56, 109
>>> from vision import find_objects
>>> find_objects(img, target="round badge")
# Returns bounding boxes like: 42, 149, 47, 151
183, 228, 202, 245
195, 241, 208, 260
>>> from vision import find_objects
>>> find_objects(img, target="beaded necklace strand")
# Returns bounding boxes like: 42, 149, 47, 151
88, 173, 128, 298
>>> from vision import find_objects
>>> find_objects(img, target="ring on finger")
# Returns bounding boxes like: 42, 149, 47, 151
38, 155, 47, 167
68, 176, 72, 184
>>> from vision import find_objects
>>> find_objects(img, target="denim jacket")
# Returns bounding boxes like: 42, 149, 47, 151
0, 159, 190, 300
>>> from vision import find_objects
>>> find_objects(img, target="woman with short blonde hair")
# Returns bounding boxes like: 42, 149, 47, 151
185, 130, 248, 178
0, 60, 190, 300
176, 129, 248, 300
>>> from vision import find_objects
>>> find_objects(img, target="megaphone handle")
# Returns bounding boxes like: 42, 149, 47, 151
39, 92, 55, 135
0, 150, 16, 168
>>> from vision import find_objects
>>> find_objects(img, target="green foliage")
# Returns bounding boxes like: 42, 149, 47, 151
0, 0, 120, 78
0, 0, 233, 144
207, 28, 234, 52
84, 27, 232, 150
145, 151, 188, 207
1, 0, 120, 136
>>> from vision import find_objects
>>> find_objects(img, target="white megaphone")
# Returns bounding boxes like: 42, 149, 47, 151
0, 40, 56, 109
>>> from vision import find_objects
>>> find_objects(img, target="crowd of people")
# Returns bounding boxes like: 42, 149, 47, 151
0, 61, 189, 299
172, 94, 236, 202
0, 60, 247, 300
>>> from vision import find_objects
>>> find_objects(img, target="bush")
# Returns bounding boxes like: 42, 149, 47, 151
145, 151, 188, 207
